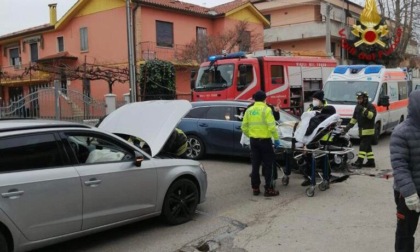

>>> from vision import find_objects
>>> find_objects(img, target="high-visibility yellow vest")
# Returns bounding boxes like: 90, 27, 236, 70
241, 102, 279, 139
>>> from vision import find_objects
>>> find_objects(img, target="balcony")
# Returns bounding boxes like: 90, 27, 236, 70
0, 63, 52, 85
138, 41, 199, 66
264, 21, 348, 43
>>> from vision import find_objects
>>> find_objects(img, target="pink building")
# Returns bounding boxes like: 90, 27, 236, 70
0, 0, 268, 119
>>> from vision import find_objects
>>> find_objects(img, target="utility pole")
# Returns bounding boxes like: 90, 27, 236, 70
126, 0, 137, 102
325, 3, 332, 56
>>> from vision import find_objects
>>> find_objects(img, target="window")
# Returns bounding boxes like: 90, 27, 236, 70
398, 82, 408, 100
196, 27, 208, 61
9, 48, 20, 67
206, 107, 232, 121
263, 14, 271, 29
80, 27, 88, 51
156, 21, 173, 47
239, 31, 251, 52
65, 133, 132, 164
30, 43, 38, 62
185, 107, 209, 119
271, 65, 285, 85
237, 64, 254, 91
57, 36, 64, 52
0, 134, 63, 172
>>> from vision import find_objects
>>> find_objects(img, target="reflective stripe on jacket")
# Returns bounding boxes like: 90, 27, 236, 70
347, 102, 376, 136
241, 102, 279, 139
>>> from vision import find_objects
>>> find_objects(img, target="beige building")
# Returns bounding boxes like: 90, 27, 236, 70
253, 0, 418, 65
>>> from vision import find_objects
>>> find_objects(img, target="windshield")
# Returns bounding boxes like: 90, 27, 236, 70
323, 81, 379, 104
194, 64, 234, 91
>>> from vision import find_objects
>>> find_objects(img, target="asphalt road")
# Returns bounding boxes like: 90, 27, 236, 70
36, 134, 394, 252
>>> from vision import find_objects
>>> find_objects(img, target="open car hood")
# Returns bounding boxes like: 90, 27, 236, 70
98, 100, 192, 157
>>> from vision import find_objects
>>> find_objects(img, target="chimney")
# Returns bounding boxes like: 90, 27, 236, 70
48, 3, 57, 25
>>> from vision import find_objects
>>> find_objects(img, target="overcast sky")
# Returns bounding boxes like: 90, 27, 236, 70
0, 0, 363, 37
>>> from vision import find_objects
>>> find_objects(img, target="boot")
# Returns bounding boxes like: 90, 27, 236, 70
351, 158, 363, 169
301, 177, 311, 186
363, 159, 376, 168
264, 188, 279, 197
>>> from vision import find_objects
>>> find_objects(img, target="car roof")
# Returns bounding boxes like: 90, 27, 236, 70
0, 119, 90, 133
190, 100, 252, 107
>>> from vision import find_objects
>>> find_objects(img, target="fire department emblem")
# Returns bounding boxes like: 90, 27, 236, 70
351, 0, 389, 47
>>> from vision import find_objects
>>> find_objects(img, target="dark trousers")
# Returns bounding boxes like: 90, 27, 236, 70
359, 135, 374, 160
250, 138, 275, 190
394, 190, 420, 252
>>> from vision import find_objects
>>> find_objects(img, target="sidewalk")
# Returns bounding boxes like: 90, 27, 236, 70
233, 172, 418, 252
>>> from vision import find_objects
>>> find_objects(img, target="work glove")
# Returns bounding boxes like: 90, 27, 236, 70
405, 193, 420, 212
274, 139, 281, 149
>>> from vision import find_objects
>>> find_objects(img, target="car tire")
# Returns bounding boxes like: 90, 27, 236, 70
0, 232, 9, 252
162, 178, 199, 225
185, 135, 205, 160
372, 122, 380, 145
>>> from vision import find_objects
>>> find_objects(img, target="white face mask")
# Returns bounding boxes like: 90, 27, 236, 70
312, 99, 320, 107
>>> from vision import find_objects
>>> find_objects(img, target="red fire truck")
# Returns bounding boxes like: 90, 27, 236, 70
191, 50, 337, 115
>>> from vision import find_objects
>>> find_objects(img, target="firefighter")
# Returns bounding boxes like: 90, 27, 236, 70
343, 91, 377, 168
241, 90, 280, 197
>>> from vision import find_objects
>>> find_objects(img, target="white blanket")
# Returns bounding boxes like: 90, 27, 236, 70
240, 112, 341, 148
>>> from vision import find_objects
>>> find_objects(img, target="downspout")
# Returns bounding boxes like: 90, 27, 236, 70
132, 2, 140, 101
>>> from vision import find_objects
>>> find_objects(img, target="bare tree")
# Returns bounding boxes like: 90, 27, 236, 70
377, 0, 420, 67
176, 21, 263, 64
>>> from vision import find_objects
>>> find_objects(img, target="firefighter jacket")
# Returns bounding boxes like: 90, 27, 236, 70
345, 102, 376, 136
241, 102, 279, 140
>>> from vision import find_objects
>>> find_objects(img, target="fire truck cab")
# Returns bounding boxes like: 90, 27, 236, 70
324, 65, 411, 144
191, 50, 337, 115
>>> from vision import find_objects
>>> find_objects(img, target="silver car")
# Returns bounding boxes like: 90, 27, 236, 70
0, 100, 207, 252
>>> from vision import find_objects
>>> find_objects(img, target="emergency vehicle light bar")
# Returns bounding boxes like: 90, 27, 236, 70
208, 51, 246, 62
333, 65, 384, 74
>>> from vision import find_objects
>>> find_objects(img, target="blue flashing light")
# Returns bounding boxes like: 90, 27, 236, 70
365, 65, 384, 74
207, 51, 247, 62
333, 65, 350, 74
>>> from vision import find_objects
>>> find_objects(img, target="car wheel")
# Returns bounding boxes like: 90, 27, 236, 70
185, 135, 205, 160
372, 122, 380, 145
162, 178, 199, 225
0, 232, 9, 252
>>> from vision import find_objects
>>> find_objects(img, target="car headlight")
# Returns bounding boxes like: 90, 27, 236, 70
199, 163, 206, 174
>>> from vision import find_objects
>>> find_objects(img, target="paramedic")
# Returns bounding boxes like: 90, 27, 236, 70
343, 91, 376, 168
308, 90, 327, 112
301, 90, 330, 186
242, 90, 280, 197
391, 90, 420, 252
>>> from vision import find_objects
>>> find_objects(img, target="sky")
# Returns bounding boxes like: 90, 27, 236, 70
0, 0, 363, 37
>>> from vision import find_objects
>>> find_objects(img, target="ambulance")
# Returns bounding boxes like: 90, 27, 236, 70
323, 65, 410, 144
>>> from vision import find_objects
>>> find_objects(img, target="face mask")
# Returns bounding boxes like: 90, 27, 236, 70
312, 100, 320, 107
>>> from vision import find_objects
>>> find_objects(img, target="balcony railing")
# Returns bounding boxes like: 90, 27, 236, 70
138, 41, 198, 65
0, 63, 52, 85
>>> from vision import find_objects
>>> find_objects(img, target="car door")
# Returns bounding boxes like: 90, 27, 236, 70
0, 133, 82, 241
63, 131, 157, 230
198, 106, 235, 155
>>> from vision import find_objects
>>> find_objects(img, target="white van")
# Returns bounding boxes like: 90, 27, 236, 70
323, 65, 410, 144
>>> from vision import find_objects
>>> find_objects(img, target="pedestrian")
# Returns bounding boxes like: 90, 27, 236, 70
391, 90, 420, 252
241, 90, 280, 197
343, 91, 376, 168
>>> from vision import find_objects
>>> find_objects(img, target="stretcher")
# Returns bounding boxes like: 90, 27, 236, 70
276, 112, 354, 197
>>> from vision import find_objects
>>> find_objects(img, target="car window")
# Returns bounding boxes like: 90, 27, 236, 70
235, 106, 247, 121
185, 107, 209, 119
0, 133, 64, 172
65, 133, 133, 164
206, 106, 232, 120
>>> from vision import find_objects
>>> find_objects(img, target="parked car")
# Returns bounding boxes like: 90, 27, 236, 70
0, 100, 207, 252
177, 100, 299, 159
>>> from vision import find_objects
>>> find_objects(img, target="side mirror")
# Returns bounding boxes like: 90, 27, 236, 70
378, 95, 390, 107
134, 151, 144, 167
